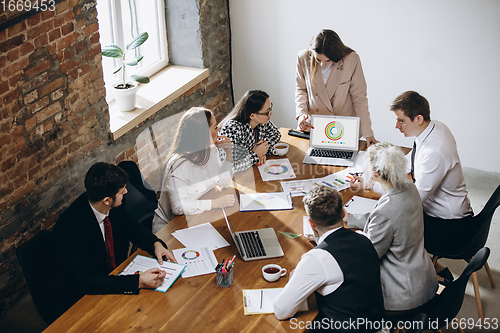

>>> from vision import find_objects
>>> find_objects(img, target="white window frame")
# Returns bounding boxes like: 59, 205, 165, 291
98, 0, 169, 102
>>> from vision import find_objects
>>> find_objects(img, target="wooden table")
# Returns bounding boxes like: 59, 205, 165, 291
44, 128, 395, 333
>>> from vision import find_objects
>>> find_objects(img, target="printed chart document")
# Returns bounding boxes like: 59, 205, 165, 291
172, 223, 229, 251
172, 247, 219, 278
242, 288, 308, 315
257, 158, 296, 181
344, 196, 378, 215
239, 192, 293, 212
120, 255, 185, 293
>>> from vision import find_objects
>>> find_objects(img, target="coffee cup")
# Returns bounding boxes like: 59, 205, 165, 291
262, 264, 287, 282
272, 143, 289, 156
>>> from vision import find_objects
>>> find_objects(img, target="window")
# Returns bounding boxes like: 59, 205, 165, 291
96, 0, 168, 102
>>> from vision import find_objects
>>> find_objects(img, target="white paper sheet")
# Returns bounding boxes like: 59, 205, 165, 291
239, 192, 293, 211
172, 223, 230, 251
243, 288, 308, 314
120, 255, 186, 292
257, 158, 296, 181
172, 247, 219, 278
344, 196, 378, 215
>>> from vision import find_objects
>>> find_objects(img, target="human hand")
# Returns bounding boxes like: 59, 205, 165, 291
366, 136, 378, 146
253, 139, 268, 157
342, 207, 349, 224
215, 135, 231, 150
139, 268, 166, 289
349, 174, 364, 193
212, 194, 236, 209
298, 115, 312, 131
256, 155, 267, 166
154, 242, 177, 264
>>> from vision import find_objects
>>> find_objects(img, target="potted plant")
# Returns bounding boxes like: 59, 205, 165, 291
102, 32, 151, 111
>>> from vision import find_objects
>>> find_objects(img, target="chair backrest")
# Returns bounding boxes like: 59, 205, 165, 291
428, 247, 490, 330
118, 161, 158, 230
462, 185, 500, 258
16, 230, 67, 324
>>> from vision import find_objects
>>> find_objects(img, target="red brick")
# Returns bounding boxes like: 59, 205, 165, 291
6, 48, 20, 63
39, 77, 63, 97
83, 22, 99, 36
51, 88, 64, 101
60, 59, 79, 74
61, 22, 73, 36
21, 72, 48, 94
25, 60, 51, 78
3, 57, 29, 77
0, 134, 11, 146
27, 20, 53, 40
26, 116, 36, 130
0, 182, 14, 198
0, 29, 6, 42
11, 126, 24, 140
0, 55, 5, 68
19, 41, 35, 57
41, 8, 56, 21
46, 43, 57, 55
34, 33, 49, 49
0, 81, 9, 96
2, 155, 16, 172
36, 103, 61, 123
27, 14, 41, 27
69, 0, 80, 8
9, 73, 22, 88
23, 90, 38, 105
48, 28, 61, 42
90, 31, 100, 45
7, 21, 27, 38
79, 63, 91, 76
9, 182, 35, 205
57, 33, 77, 51
54, 10, 75, 28
0, 35, 26, 53
10, 100, 21, 114
27, 96, 49, 113
3, 89, 19, 105
84, 44, 100, 60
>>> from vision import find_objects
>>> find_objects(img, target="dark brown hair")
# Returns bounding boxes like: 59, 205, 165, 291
390, 91, 431, 121
303, 185, 343, 229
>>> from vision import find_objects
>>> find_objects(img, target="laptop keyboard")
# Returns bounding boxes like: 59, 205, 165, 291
310, 149, 353, 159
239, 231, 266, 258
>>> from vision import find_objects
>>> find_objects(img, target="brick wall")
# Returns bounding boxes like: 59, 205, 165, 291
0, 0, 233, 315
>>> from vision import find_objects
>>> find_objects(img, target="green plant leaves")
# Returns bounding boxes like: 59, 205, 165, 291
102, 45, 123, 58
125, 55, 144, 66
131, 75, 150, 84
126, 32, 149, 51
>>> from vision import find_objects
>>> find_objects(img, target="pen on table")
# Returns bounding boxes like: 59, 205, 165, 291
349, 172, 362, 176
256, 139, 266, 146
322, 181, 334, 188
260, 289, 263, 309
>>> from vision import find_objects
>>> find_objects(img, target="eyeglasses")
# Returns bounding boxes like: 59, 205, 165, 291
255, 103, 273, 116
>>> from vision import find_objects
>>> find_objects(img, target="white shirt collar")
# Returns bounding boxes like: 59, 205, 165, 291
89, 201, 108, 224
416, 120, 435, 145
317, 226, 343, 245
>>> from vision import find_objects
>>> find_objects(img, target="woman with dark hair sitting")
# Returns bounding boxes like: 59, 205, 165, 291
296, 29, 377, 145
152, 107, 235, 233
218, 89, 281, 173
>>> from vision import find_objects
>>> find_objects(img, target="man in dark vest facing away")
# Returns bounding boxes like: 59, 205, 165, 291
273, 185, 385, 332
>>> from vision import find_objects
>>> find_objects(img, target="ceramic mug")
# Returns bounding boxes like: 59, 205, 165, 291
272, 143, 289, 156
262, 264, 287, 282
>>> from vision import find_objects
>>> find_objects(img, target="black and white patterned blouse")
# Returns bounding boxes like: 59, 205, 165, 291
219, 119, 281, 173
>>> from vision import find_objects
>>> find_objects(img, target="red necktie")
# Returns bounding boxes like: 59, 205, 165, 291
103, 217, 116, 272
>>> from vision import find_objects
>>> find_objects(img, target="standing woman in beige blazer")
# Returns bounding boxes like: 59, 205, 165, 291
296, 29, 377, 145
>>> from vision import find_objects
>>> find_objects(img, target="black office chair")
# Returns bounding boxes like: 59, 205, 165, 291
16, 230, 68, 324
424, 247, 490, 333
118, 161, 158, 232
428, 185, 500, 321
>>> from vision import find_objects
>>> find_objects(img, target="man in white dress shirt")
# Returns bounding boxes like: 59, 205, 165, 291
390, 91, 475, 281
273, 186, 384, 332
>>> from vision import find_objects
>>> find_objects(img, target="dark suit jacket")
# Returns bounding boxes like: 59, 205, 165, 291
53, 192, 167, 308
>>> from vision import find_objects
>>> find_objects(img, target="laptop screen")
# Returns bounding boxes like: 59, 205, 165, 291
310, 115, 359, 150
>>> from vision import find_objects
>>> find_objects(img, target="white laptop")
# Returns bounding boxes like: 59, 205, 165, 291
302, 115, 360, 167
221, 205, 284, 261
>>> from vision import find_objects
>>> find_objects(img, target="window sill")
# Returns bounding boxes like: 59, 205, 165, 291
108, 65, 209, 141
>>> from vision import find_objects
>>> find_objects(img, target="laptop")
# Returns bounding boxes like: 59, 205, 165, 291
302, 115, 360, 167
221, 205, 284, 261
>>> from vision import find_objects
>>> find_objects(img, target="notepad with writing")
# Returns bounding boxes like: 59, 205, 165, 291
242, 288, 308, 315
120, 255, 186, 293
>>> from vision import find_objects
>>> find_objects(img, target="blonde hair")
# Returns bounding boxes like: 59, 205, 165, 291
363, 142, 407, 189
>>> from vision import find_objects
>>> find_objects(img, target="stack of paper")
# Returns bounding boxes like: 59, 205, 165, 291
257, 158, 297, 181
344, 196, 378, 215
120, 255, 186, 292
171, 223, 229, 251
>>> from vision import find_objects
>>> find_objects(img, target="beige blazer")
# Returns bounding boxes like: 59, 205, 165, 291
295, 49, 374, 138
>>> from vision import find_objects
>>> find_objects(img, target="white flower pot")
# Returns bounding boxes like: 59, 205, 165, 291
113, 82, 138, 112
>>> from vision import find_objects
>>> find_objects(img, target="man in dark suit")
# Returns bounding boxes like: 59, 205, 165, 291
53, 162, 176, 311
